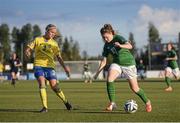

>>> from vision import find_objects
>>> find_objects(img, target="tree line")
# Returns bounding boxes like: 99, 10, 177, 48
0, 23, 84, 62
0, 22, 162, 70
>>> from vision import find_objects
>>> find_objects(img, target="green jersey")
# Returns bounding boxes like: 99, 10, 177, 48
137, 63, 145, 70
102, 35, 136, 66
166, 50, 178, 69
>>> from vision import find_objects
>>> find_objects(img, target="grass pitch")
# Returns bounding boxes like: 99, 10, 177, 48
0, 79, 180, 122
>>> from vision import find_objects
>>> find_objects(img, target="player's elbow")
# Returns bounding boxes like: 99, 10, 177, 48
128, 43, 133, 49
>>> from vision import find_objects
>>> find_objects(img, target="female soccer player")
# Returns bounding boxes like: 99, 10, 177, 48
164, 42, 180, 91
25, 24, 72, 113
94, 24, 152, 112
9, 53, 22, 87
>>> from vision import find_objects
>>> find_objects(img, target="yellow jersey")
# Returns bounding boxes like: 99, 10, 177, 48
27, 36, 61, 69
0, 63, 3, 72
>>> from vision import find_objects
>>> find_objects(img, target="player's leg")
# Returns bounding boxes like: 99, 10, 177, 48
49, 79, 72, 110
47, 68, 72, 110
164, 67, 173, 91
84, 72, 88, 83
172, 68, 180, 80
37, 76, 48, 112
11, 72, 16, 87
128, 78, 152, 112
88, 72, 92, 83
34, 67, 48, 112
106, 64, 121, 111
140, 70, 145, 80
123, 65, 152, 112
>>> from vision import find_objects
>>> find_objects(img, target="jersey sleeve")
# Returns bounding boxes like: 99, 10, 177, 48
54, 42, 62, 57
172, 50, 177, 57
117, 35, 128, 44
102, 44, 108, 57
27, 39, 36, 50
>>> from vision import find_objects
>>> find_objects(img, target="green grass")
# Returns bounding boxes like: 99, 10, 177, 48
0, 80, 180, 122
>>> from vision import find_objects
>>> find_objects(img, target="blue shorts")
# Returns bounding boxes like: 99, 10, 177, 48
34, 66, 57, 80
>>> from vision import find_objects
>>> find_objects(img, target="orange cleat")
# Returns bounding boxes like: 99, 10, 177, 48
105, 102, 117, 111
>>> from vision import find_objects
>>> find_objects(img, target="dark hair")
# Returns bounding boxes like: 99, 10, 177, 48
45, 24, 56, 32
100, 24, 115, 35
167, 42, 175, 50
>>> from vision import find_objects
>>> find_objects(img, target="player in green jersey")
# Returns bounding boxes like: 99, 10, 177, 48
164, 42, 180, 92
94, 24, 152, 112
137, 59, 146, 80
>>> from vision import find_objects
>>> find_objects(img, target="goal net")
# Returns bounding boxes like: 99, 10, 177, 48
55, 60, 103, 80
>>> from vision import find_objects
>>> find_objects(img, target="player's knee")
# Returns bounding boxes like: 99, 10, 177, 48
132, 87, 140, 93
39, 84, 46, 89
52, 84, 61, 93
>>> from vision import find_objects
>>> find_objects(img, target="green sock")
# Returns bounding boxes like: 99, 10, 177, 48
165, 77, 171, 87
136, 88, 148, 104
106, 82, 115, 102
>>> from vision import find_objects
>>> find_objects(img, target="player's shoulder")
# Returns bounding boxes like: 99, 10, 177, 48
171, 49, 177, 54
50, 39, 59, 45
29, 36, 44, 43
114, 34, 127, 42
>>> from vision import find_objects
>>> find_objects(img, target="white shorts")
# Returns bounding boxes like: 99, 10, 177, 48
83, 71, 92, 79
165, 67, 180, 78
109, 63, 137, 79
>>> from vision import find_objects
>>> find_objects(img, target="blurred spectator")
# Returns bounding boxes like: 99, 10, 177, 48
83, 62, 92, 83
137, 59, 146, 80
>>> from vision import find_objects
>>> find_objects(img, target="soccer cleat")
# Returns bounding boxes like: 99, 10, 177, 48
146, 101, 152, 112
105, 102, 117, 111
65, 102, 72, 110
40, 107, 48, 113
165, 86, 173, 92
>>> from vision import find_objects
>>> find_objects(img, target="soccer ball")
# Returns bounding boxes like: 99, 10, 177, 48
124, 99, 138, 113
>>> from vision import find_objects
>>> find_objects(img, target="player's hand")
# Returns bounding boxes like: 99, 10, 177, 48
114, 42, 121, 48
66, 71, 70, 78
64, 66, 70, 78
166, 58, 170, 61
25, 50, 31, 59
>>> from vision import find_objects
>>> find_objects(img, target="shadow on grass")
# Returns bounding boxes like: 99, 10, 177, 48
77, 109, 128, 114
0, 108, 78, 113
0, 108, 39, 113
0, 108, 136, 114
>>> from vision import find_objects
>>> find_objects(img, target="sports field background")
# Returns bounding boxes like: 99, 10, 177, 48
0, 80, 180, 122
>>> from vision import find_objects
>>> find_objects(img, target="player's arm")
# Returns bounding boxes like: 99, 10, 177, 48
25, 47, 33, 59
16, 61, 22, 67
166, 55, 177, 61
94, 57, 107, 79
25, 39, 36, 59
56, 54, 70, 78
166, 51, 177, 61
114, 41, 132, 49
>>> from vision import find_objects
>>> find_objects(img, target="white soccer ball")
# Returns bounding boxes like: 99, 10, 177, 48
124, 99, 138, 113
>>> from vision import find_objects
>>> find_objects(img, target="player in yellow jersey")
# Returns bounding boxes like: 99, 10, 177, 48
25, 24, 72, 113
0, 61, 4, 82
